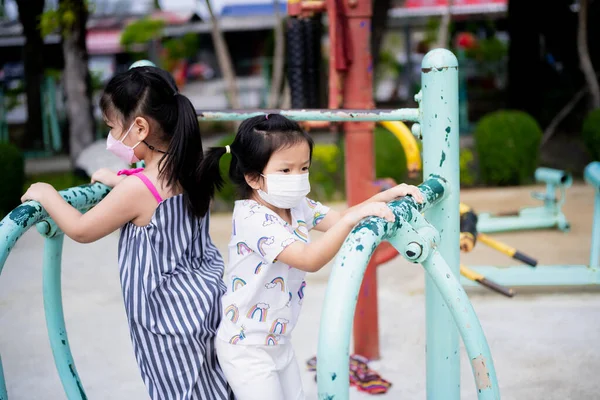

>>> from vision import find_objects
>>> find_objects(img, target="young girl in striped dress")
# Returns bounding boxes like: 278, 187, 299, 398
198, 114, 423, 399
21, 67, 234, 400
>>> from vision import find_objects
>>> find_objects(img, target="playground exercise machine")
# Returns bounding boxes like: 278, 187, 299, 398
470, 167, 574, 234
461, 161, 600, 290
0, 48, 500, 400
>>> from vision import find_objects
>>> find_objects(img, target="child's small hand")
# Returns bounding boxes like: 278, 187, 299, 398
91, 168, 121, 188
344, 202, 395, 226
21, 182, 55, 204
378, 183, 424, 204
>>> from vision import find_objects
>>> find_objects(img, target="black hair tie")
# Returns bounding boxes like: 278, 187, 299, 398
143, 140, 168, 154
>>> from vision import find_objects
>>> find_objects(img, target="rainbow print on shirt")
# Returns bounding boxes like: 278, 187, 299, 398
254, 262, 265, 275
265, 276, 285, 292
231, 276, 246, 292
265, 334, 279, 346
236, 242, 252, 256
263, 214, 279, 227
225, 304, 239, 323
270, 318, 289, 335
313, 212, 325, 227
298, 280, 306, 304
294, 220, 309, 242
246, 303, 269, 322
257, 236, 275, 257
306, 198, 319, 209
286, 291, 293, 307
229, 326, 246, 344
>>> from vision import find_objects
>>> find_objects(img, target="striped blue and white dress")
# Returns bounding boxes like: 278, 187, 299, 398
118, 178, 233, 400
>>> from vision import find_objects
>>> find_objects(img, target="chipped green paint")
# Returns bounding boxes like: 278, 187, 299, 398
197, 108, 420, 123
440, 151, 446, 167
0, 183, 110, 277
317, 175, 448, 398
422, 251, 500, 399
0, 183, 109, 399
445, 126, 451, 133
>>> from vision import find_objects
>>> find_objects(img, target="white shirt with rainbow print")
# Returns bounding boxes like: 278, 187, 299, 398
216, 198, 330, 346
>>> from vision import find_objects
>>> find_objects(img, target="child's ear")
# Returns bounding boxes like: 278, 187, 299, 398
244, 173, 262, 190
133, 116, 151, 142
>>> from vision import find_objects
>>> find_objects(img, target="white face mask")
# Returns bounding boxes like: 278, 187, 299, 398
258, 173, 311, 209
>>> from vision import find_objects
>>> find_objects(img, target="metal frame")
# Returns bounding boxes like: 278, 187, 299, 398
0, 49, 499, 400
316, 49, 499, 400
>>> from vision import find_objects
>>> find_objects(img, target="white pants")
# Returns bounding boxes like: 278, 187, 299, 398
216, 339, 305, 400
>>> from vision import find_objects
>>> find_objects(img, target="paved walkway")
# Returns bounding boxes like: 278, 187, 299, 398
1, 183, 599, 399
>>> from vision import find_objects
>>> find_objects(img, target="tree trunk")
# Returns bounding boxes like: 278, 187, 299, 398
436, 0, 453, 48
578, 0, 600, 109
61, 0, 95, 163
267, 0, 285, 108
205, 0, 241, 109
371, 0, 392, 73
16, 0, 45, 150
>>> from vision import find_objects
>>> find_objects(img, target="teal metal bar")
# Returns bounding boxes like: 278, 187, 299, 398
422, 251, 500, 400
461, 265, 598, 287
420, 48, 461, 398
40, 230, 87, 399
317, 176, 450, 399
196, 108, 420, 122
0, 183, 110, 275
585, 162, 600, 269
0, 184, 109, 396
0, 354, 6, 400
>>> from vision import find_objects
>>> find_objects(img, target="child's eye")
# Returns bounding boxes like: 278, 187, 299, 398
302, 167, 309, 171
281, 169, 291, 173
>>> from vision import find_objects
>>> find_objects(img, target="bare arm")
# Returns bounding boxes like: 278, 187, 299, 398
276, 202, 394, 272
313, 183, 424, 233
21, 178, 146, 243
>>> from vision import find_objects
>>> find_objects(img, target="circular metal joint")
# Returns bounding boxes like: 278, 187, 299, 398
411, 123, 422, 139
404, 241, 423, 262
36, 219, 59, 238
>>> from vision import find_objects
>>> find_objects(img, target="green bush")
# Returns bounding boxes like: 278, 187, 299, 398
310, 143, 345, 202
582, 108, 600, 161
460, 148, 477, 187
0, 143, 25, 217
474, 110, 542, 186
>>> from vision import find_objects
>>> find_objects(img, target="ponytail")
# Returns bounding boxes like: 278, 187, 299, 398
158, 94, 210, 217
197, 146, 228, 204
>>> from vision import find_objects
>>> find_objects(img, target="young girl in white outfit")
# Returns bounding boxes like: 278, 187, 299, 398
199, 114, 423, 400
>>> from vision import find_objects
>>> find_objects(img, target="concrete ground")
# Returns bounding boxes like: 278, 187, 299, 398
1, 183, 598, 399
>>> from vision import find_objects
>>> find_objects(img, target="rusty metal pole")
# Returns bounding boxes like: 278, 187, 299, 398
341, 0, 380, 360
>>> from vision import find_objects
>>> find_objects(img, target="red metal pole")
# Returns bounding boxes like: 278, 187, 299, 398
341, 0, 380, 360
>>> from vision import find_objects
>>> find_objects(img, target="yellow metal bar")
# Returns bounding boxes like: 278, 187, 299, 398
379, 120, 422, 178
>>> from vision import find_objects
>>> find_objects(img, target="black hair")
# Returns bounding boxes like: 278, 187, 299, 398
100, 66, 209, 217
199, 114, 314, 200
